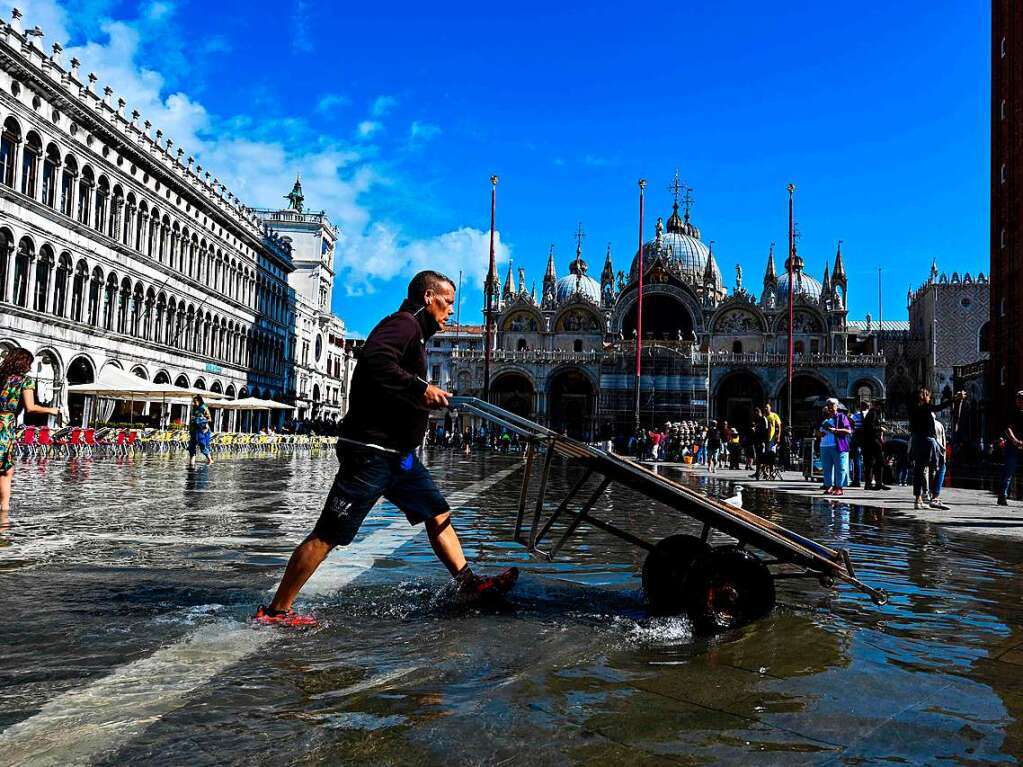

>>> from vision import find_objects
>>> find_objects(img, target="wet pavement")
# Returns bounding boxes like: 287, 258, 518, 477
1, 448, 1023, 766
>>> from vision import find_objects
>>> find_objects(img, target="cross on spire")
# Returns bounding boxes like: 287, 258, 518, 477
668, 170, 683, 206
681, 184, 695, 221
574, 222, 585, 256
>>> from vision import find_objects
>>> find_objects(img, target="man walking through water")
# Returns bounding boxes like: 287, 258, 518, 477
255, 271, 518, 626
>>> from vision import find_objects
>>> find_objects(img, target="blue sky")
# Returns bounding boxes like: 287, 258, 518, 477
8, 0, 990, 334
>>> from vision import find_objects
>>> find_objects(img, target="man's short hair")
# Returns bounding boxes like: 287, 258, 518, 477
407, 270, 456, 302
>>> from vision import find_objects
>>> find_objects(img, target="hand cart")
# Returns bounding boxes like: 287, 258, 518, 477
450, 397, 888, 633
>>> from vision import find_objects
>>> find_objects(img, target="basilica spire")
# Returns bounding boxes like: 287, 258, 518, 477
666, 171, 685, 234
820, 262, 831, 309
502, 259, 515, 302
542, 245, 557, 309
702, 241, 718, 306
601, 242, 615, 306
833, 240, 846, 282
518, 266, 526, 296
763, 242, 777, 288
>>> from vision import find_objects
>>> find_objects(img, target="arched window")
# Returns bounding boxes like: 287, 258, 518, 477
87, 266, 103, 326
732, 340, 743, 354
154, 292, 166, 342
77, 166, 94, 225
116, 277, 131, 334
129, 282, 143, 336
71, 260, 88, 321
573, 339, 583, 352
0, 117, 22, 188
109, 185, 124, 239
34, 245, 54, 312
102, 273, 119, 330
12, 237, 33, 307
53, 253, 71, 317
20, 131, 41, 198
517, 338, 529, 351
60, 154, 77, 216
41, 143, 60, 208
0, 229, 10, 303
135, 201, 147, 251
979, 321, 990, 354
94, 175, 110, 233
794, 340, 805, 354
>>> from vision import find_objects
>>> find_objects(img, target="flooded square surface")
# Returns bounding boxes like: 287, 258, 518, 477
1, 448, 1022, 765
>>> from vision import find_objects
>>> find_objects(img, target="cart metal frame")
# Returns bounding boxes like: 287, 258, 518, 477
451, 396, 888, 606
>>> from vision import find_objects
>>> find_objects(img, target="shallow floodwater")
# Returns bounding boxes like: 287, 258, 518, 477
1, 448, 1022, 765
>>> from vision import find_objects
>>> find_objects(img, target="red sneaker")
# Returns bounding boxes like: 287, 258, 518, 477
252, 605, 318, 627
457, 567, 520, 600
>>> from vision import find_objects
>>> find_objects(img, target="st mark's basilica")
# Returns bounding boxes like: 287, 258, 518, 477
447, 181, 887, 439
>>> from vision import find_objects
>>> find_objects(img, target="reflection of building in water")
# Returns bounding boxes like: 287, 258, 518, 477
442, 181, 887, 439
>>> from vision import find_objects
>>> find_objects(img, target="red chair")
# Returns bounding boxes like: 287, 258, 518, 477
37, 426, 53, 457
83, 428, 97, 457
65, 427, 83, 457
18, 427, 37, 458
126, 430, 140, 455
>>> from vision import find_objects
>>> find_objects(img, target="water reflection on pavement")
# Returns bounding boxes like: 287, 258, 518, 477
0, 448, 1021, 765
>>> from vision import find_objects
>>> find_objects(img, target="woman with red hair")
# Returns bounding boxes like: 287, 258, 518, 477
0, 348, 61, 512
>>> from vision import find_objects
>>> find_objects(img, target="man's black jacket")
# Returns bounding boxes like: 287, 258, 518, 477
342, 299, 439, 452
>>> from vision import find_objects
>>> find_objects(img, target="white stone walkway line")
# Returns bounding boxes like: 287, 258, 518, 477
0, 464, 522, 767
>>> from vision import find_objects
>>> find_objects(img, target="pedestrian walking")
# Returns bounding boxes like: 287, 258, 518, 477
819, 398, 853, 496
928, 414, 950, 510
849, 401, 869, 487
908, 388, 960, 510
255, 271, 517, 626
997, 390, 1023, 506
187, 394, 214, 467
860, 400, 890, 490
750, 406, 769, 480
706, 420, 721, 473
0, 348, 62, 513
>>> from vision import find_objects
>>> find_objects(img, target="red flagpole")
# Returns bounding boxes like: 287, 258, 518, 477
786, 183, 795, 432
634, 179, 646, 431
484, 175, 498, 402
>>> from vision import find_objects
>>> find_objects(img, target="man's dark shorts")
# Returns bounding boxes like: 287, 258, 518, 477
313, 442, 450, 547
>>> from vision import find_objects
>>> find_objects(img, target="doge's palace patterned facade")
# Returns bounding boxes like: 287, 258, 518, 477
0, 9, 303, 428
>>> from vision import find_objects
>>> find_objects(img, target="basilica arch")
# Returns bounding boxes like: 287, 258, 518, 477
490, 369, 536, 420
617, 285, 699, 341
714, 369, 766, 430
777, 372, 832, 437
547, 366, 596, 440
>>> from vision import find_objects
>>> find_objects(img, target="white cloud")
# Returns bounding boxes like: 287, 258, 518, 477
357, 120, 381, 138
336, 224, 510, 298
370, 94, 397, 117
3, 0, 505, 305
409, 121, 441, 143
316, 93, 349, 113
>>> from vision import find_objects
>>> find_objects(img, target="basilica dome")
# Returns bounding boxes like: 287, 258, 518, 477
556, 255, 601, 304
628, 205, 723, 290
776, 263, 823, 302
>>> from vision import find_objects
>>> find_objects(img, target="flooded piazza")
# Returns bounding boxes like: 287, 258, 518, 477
1, 447, 1022, 766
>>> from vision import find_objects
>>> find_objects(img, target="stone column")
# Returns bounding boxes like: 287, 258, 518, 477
3, 242, 15, 303
25, 254, 37, 309
44, 260, 56, 314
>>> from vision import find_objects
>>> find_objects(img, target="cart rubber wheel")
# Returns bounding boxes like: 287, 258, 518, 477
683, 546, 776, 634
642, 534, 711, 616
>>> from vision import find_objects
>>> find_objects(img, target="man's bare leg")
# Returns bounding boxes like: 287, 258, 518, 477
425, 511, 467, 576
268, 534, 334, 612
